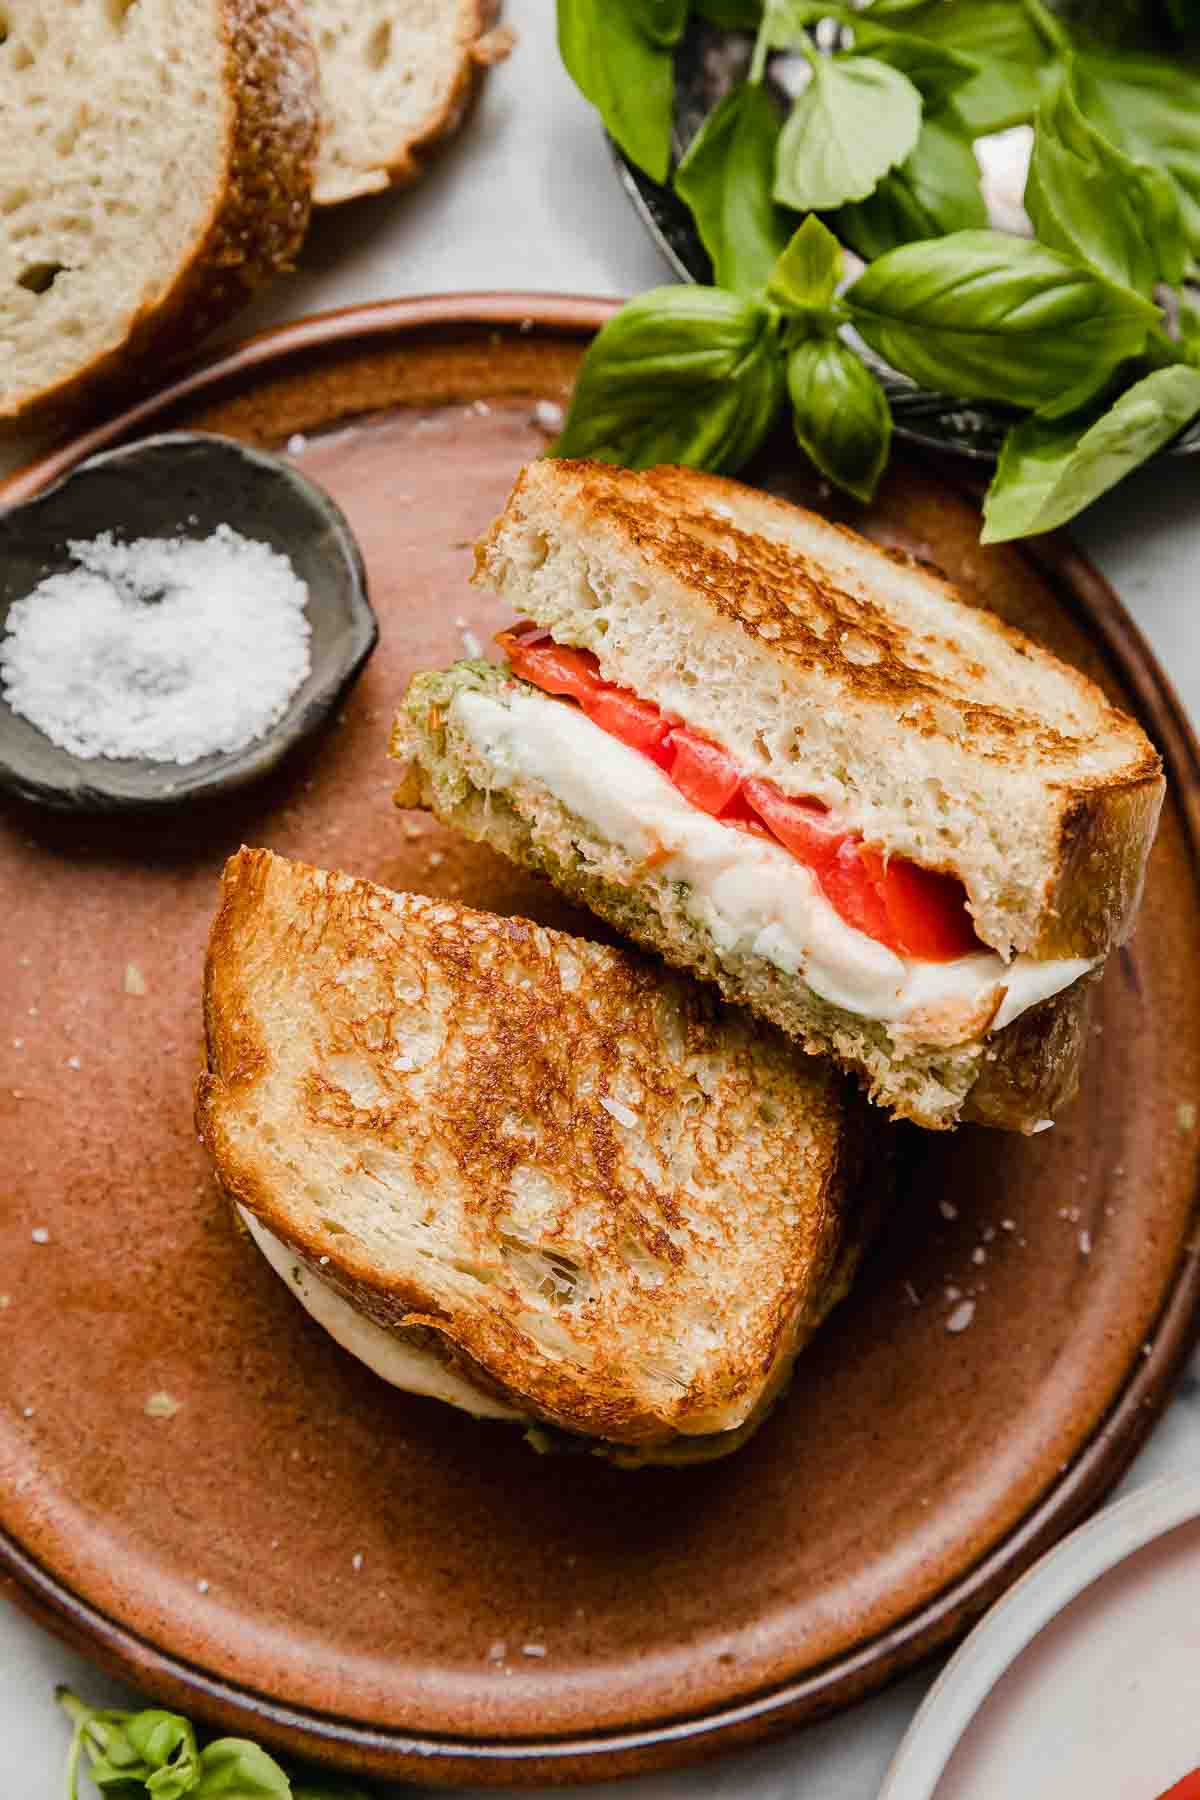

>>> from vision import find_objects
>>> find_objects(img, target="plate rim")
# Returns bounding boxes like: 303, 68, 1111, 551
2, 291, 1199, 1786
878, 1473, 1200, 1800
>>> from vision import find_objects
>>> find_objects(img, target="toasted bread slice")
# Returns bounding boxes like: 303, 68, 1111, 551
473, 460, 1163, 962
196, 848, 880, 1459
0, 0, 319, 424
303, 0, 511, 205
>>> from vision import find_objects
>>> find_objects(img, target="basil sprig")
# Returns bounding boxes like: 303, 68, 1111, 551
555, 0, 675, 182
59, 1690, 370, 1800
674, 83, 790, 294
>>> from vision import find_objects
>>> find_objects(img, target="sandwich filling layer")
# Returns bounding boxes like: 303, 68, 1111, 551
239, 1206, 524, 1423
450, 681, 1094, 1036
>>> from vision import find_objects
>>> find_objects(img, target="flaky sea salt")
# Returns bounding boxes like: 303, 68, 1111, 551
0, 527, 311, 763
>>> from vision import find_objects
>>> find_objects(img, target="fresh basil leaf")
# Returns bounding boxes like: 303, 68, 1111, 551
847, 21, 981, 109
629, 0, 690, 46
1073, 49, 1200, 261
870, 1, 1057, 133
1025, 69, 1185, 295
981, 365, 1200, 541
788, 336, 892, 500
845, 230, 1158, 414
767, 213, 843, 309
694, 0, 763, 24
556, 0, 674, 182
674, 84, 791, 294
834, 104, 986, 259
554, 287, 786, 472
774, 54, 923, 212
193, 1739, 293, 1797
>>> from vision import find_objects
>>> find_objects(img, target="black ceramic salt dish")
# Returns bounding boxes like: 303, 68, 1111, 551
0, 431, 377, 812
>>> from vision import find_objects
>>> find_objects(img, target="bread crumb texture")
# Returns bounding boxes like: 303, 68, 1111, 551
302, 0, 510, 203
0, 0, 319, 421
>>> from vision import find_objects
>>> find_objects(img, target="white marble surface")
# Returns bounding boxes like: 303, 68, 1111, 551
2, 2, 1199, 1793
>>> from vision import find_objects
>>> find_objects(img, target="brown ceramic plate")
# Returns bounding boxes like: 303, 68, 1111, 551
1, 296, 1199, 1789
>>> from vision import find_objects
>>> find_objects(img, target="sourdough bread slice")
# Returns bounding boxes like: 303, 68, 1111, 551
474, 460, 1164, 963
197, 848, 880, 1456
0, 0, 319, 423
302, 0, 510, 205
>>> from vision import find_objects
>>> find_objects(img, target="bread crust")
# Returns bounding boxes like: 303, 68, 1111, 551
311, 0, 511, 205
197, 848, 874, 1449
2, 0, 319, 426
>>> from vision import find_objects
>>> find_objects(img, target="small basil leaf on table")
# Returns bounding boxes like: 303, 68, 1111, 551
628, 0, 690, 45
1072, 49, 1200, 263
845, 230, 1158, 414
834, 104, 986, 260
674, 83, 792, 295
787, 335, 893, 501
556, 0, 674, 182
774, 54, 923, 213
981, 366, 1200, 542
871, 0, 1058, 133
192, 1738, 293, 1796
1025, 69, 1185, 296
766, 213, 843, 309
552, 286, 786, 473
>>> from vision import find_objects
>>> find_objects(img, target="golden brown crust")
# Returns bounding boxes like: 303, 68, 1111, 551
197, 848, 870, 1447
1038, 774, 1166, 959
964, 972, 1097, 1132
312, 0, 511, 206
2, 0, 318, 427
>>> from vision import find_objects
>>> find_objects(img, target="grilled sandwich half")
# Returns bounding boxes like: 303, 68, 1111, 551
196, 848, 880, 1464
391, 460, 1164, 1132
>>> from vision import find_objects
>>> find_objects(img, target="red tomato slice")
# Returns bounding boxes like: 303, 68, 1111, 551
497, 629, 602, 705
582, 687, 671, 758
665, 728, 742, 816
860, 847, 980, 961
820, 840, 902, 951
742, 779, 842, 877
1156, 1772, 1200, 1800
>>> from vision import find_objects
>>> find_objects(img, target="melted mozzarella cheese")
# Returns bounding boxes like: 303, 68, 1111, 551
451, 686, 1094, 1034
239, 1208, 524, 1422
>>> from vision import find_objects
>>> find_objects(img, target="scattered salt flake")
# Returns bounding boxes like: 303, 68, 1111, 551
1030, 1118, 1055, 1134
938, 1200, 958, 1221
65, 1055, 81, 1070
1178, 1102, 1196, 1131
461, 629, 483, 658
352, 1553, 364, 1572
12, 1038, 22, 1050
487, 1641, 507, 1664
1001, 1218, 1015, 1232
983, 1226, 996, 1244
286, 433, 307, 457
1143, 1342, 1154, 1357
427, 851, 445, 869
196, 1579, 210, 1595
22, 1406, 34, 1419
946, 1300, 976, 1334
598, 1094, 638, 1129
972, 1248, 987, 1266
318, 1255, 330, 1266
471, 399, 492, 417
533, 400, 565, 433
1079, 1229, 1092, 1257
124, 963, 147, 996
903, 1280, 920, 1307
145, 1391, 181, 1420
30, 1227, 49, 1245
521, 1643, 547, 1658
